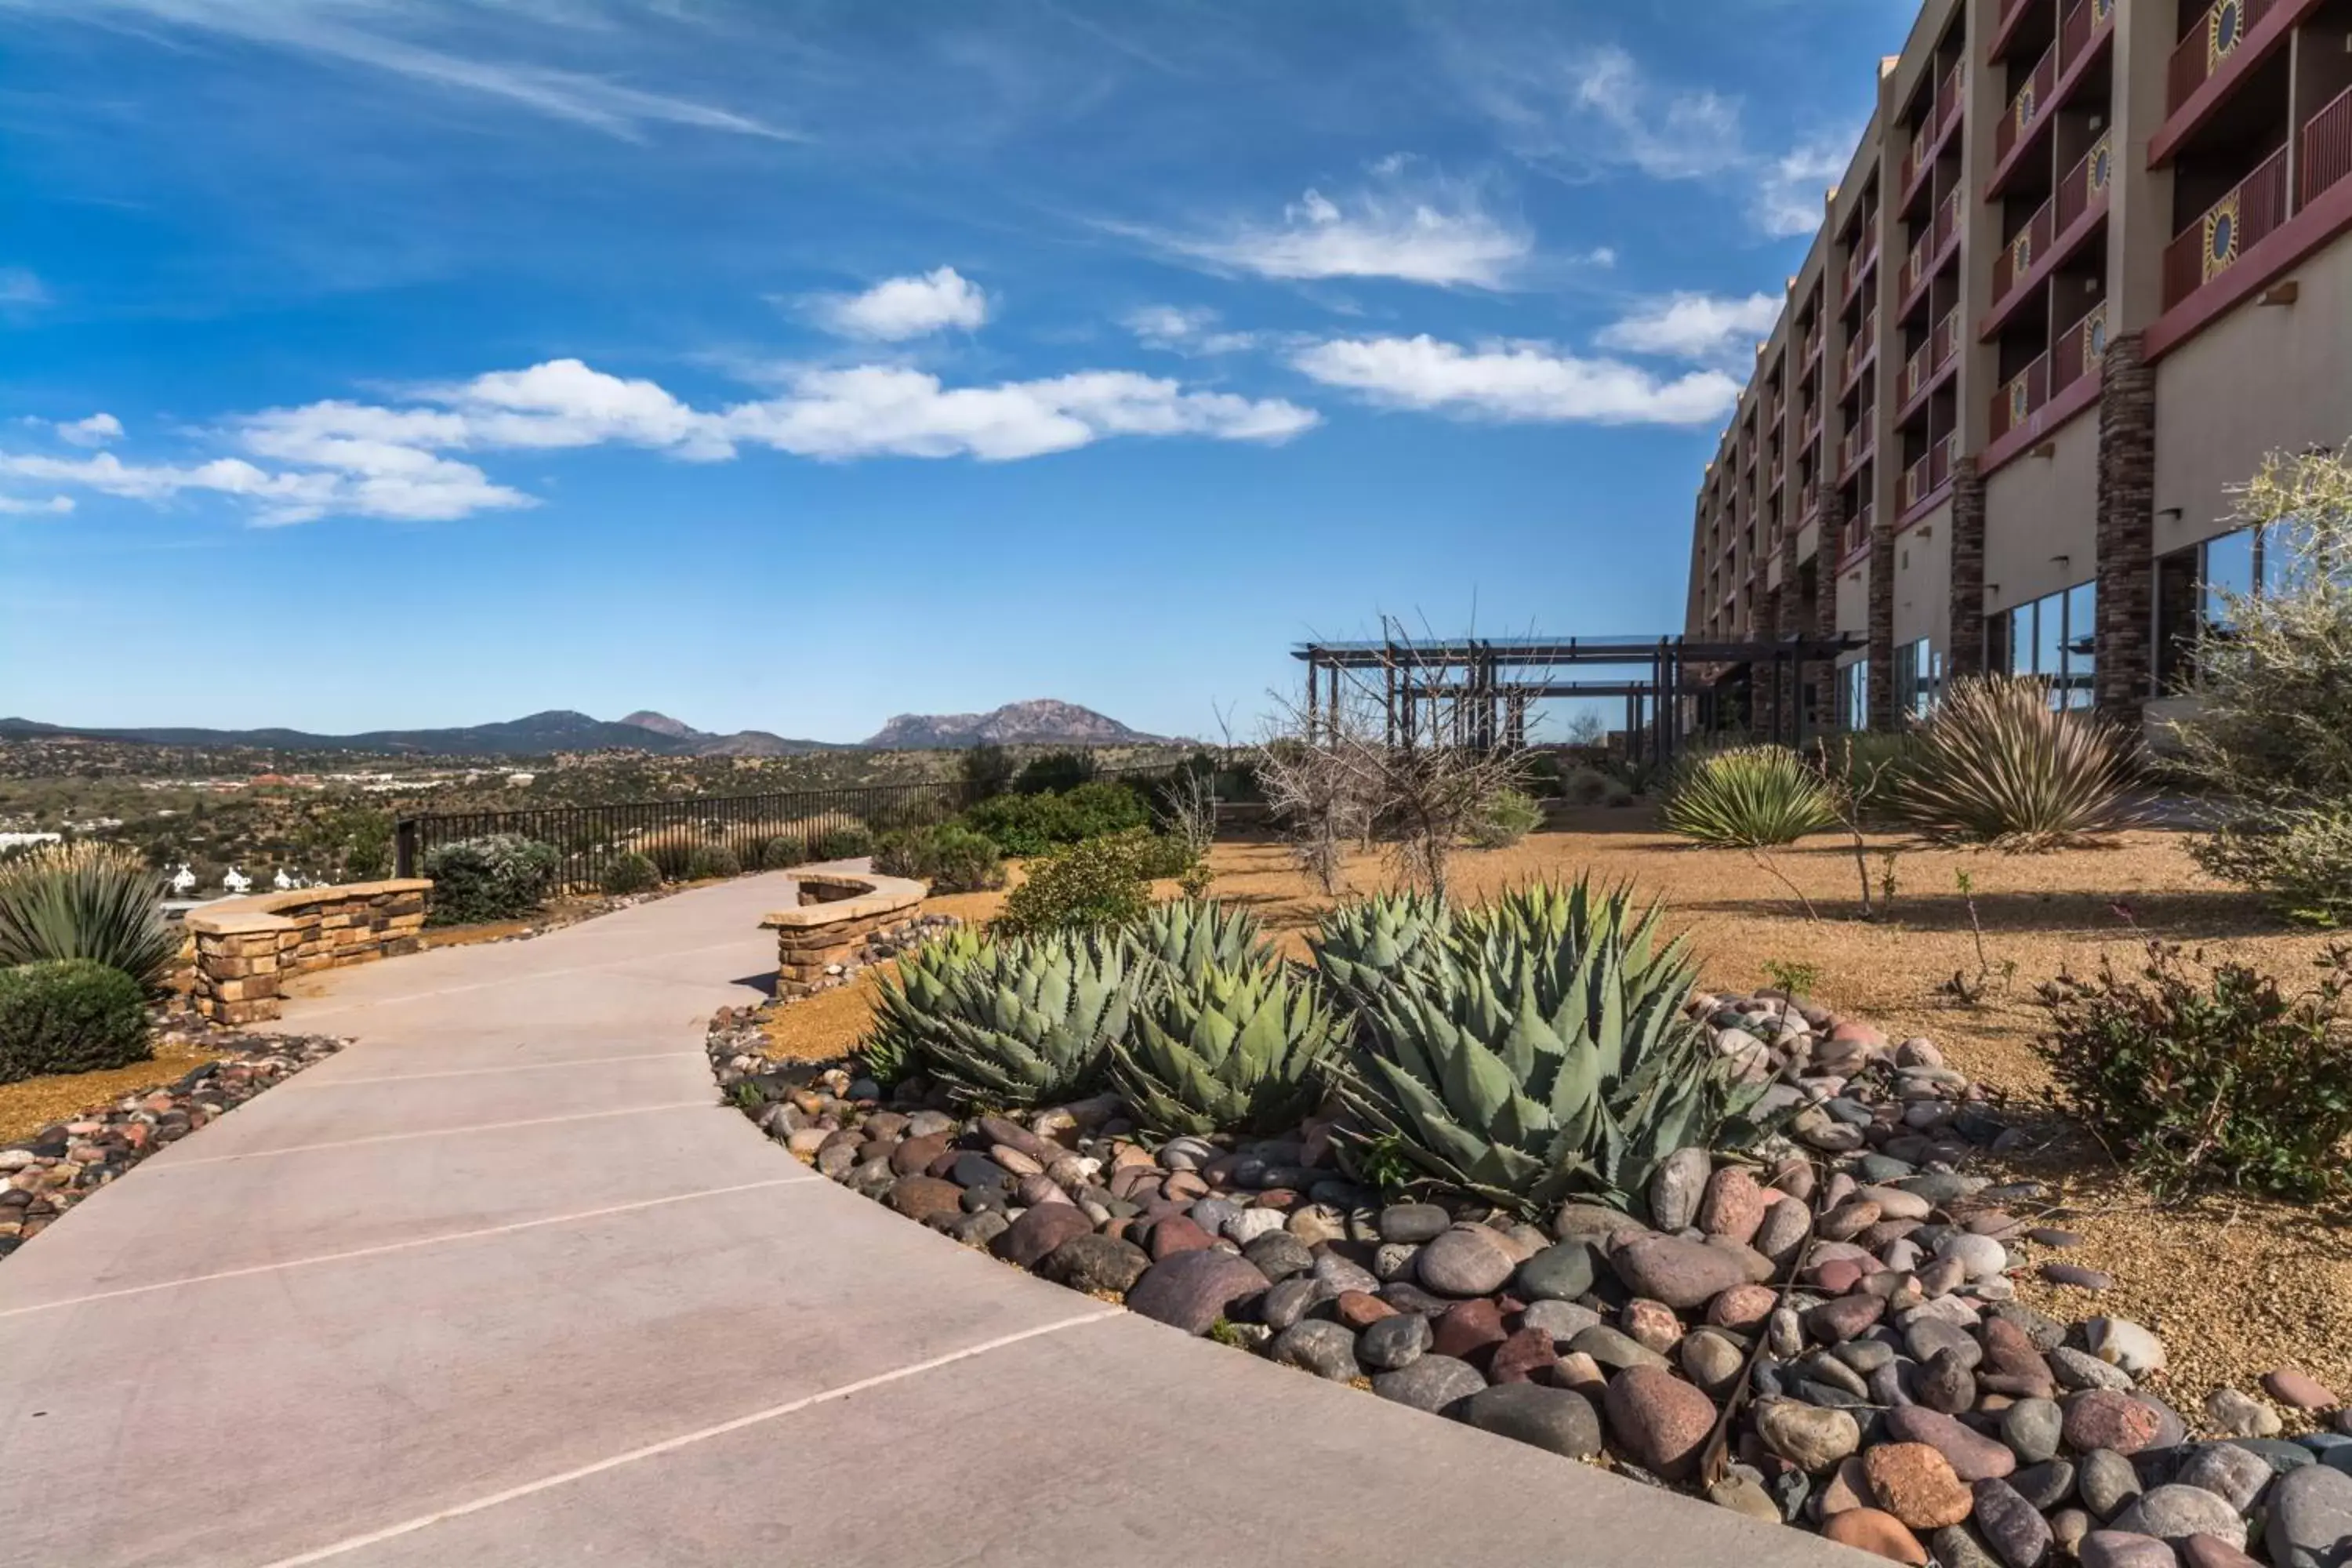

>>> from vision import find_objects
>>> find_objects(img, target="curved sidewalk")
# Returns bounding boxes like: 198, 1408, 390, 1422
0, 872, 1858, 1566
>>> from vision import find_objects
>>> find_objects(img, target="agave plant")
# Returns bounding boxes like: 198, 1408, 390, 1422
1308, 890, 1453, 1007
1661, 744, 1838, 848
1454, 881, 1689, 995
1899, 674, 2143, 849
1132, 898, 1271, 983
861, 927, 996, 1084
1330, 877, 1766, 1212
1112, 959, 1346, 1137
870, 929, 1136, 1108
0, 840, 178, 993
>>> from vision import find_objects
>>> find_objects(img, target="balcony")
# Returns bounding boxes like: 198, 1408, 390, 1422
1767, 459, 1785, 495
2307, 83, 2352, 207
2056, 132, 2114, 234
1838, 423, 1875, 477
1841, 314, 1878, 390
1898, 311, 1960, 407
1901, 436, 1956, 514
1990, 351, 2052, 443
1802, 408, 1824, 453
1900, 67, 1965, 198
1802, 324, 1824, 365
1899, 188, 1964, 301
1991, 198, 2056, 305
1842, 504, 1875, 561
1997, 44, 2058, 165
2162, 144, 2290, 309
2053, 300, 2109, 394
1842, 230, 1879, 302
2060, 0, 2115, 74
2169, 0, 2274, 118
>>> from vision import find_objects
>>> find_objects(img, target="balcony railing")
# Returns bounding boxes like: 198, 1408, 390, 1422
1843, 504, 1875, 558
1800, 408, 1824, 452
1992, 196, 2056, 304
2052, 300, 2108, 394
1900, 188, 1965, 298
1798, 482, 1819, 521
2056, 132, 2114, 235
2059, 0, 2114, 74
1841, 314, 1878, 389
1842, 231, 1879, 300
2162, 144, 2290, 309
2169, 0, 2274, 117
1991, 351, 2052, 442
1838, 422, 1875, 476
2305, 83, 2352, 207
1997, 44, 2058, 165
1902, 435, 1956, 511
1899, 310, 1959, 405
1802, 325, 1824, 364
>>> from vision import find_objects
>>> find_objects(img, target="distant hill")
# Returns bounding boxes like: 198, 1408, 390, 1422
0, 710, 844, 759
862, 699, 1167, 750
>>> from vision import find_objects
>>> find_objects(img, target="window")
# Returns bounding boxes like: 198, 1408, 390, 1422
1836, 661, 1869, 730
1893, 638, 1943, 719
2155, 524, 2281, 688
1991, 579, 2096, 709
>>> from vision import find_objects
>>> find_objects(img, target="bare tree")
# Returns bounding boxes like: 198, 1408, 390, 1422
1253, 680, 1383, 895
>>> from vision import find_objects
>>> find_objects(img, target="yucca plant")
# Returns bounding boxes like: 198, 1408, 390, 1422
1899, 674, 2142, 849
1661, 744, 1838, 847
1112, 959, 1347, 1136
0, 840, 178, 993
868, 929, 1135, 1107
1309, 890, 1453, 1007
1330, 877, 1766, 1213
1132, 898, 1271, 984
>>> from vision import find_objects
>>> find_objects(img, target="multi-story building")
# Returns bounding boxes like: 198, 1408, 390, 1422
1686, 0, 2352, 736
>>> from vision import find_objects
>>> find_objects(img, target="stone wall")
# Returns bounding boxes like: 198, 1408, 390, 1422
187, 879, 430, 1025
2096, 331, 2158, 721
763, 873, 927, 998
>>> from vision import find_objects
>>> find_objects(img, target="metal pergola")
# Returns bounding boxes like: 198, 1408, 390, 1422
1290, 633, 1864, 760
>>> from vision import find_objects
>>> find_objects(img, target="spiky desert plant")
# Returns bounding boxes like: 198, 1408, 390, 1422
873, 930, 1136, 1107
1133, 898, 1271, 984
1330, 878, 1765, 1213
860, 927, 996, 1085
1112, 959, 1347, 1136
1454, 880, 1690, 994
1899, 674, 2142, 849
1309, 889, 1454, 1007
1661, 744, 1838, 848
0, 840, 177, 993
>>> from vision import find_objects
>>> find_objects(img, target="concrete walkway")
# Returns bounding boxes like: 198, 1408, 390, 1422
0, 872, 1858, 1566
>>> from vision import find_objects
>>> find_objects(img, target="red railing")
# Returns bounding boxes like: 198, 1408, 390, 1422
1803, 323, 1824, 364
1800, 405, 1823, 452
1900, 310, 1959, 404
1842, 313, 1878, 390
2169, 0, 2274, 116
1839, 421, 1875, 475
1842, 230, 1879, 300
2056, 132, 2113, 235
1843, 504, 1875, 559
1999, 0, 2034, 22
1990, 351, 2052, 442
1991, 195, 2056, 304
2162, 144, 2290, 308
1767, 459, 1784, 493
2304, 83, 2352, 207
2059, 0, 2113, 74
1798, 482, 1819, 521
1902, 435, 1955, 510
1997, 44, 2058, 164
2052, 301, 2107, 394
1901, 188, 1964, 299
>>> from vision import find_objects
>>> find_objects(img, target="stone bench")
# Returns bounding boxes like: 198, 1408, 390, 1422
760, 872, 927, 997
186, 878, 432, 1025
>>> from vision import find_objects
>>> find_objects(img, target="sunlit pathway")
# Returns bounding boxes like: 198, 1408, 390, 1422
0, 871, 1858, 1566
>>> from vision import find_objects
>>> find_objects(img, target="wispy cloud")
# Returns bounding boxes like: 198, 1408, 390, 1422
1751, 136, 1850, 239
813, 267, 990, 341
0, 269, 49, 310
0, 493, 74, 515
1597, 292, 1782, 368
46, 412, 125, 447
1290, 334, 1737, 426
1112, 159, 1534, 289
29, 0, 795, 142
1123, 305, 1261, 356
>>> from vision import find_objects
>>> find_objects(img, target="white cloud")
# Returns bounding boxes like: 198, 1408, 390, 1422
1290, 335, 1737, 426
1558, 45, 1745, 180
0, 269, 48, 309
0, 445, 526, 527
1752, 137, 1850, 239
1124, 162, 1533, 289
815, 267, 990, 340
52, 412, 124, 447
1124, 305, 1260, 356
0, 494, 74, 515
1597, 292, 1782, 367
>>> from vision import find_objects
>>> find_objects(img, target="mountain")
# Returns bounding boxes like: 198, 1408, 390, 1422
618, 710, 698, 739
862, 699, 1167, 750
0, 710, 842, 758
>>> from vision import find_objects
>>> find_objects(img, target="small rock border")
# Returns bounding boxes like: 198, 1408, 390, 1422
709, 989, 2352, 1566
1, 1024, 347, 1260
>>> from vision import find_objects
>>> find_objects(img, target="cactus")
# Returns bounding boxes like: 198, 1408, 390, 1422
1112, 959, 1345, 1137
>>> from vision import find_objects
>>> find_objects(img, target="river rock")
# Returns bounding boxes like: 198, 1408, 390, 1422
1972, 1477, 2053, 1568
1358, 1312, 1432, 1370
1649, 1146, 1711, 1231
2265, 1462, 2352, 1568
1755, 1398, 1861, 1471
1867, 1443, 1976, 1530
1371, 1353, 1486, 1413
1269, 1319, 1362, 1382
2079, 1448, 2145, 1519
1038, 1233, 1150, 1294
2065, 1390, 2164, 1456
1417, 1227, 1517, 1297
1698, 1166, 1768, 1244
995, 1202, 1098, 1268
2087, 1318, 2168, 1378
2111, 1485, 2247, 1551
1821, 1508, 1929, 1564
1124, 1249, 1269, 1334
1515, 1242, 1597, 1302
1453, 1382, 1602, 1460
1884, 1406, 2018, 1481
2204, 1388, 2282, 1439
2177, 1442, 2274, 1513
1602, 1365, 1717, 1480
2078, 1534, 2180, 1568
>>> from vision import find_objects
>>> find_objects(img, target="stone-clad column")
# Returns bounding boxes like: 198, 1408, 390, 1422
1867, 503, 1897, 731
2095, 332, 2156, 720
1947, 456, 1987, 680
1814, 491, 1848, 732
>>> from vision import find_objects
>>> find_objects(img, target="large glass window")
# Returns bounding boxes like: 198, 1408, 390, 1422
1893, 638, 1943, 719
1990, 579, 2096, 710
2155, 524, 2281, 688
1836, 662, 1868, 731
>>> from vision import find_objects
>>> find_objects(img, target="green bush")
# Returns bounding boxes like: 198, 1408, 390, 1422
2194, 806, 2352, 927
682, 843, 742, 881
600, 851, 660, 896
1809, 731, 1918, 822
1663, 745, 1838, 847
748, 834, 806, 872
862, 928, 1133, 1106
0, 959, 151, 1084
993, 829, 1158, 936
872, 824, 1007, 893
1465, 786, 1543, 848
1013, 750, 1098, 795
423, 834, 559, 926
960, 782, 1151, 856
0, 840, 179, 993
2038, 942, 2352, 1202
633, 824, 708, 881
809, 824, 873, 862
1898, 674, 2140, 849
1559, 767, 1631, 808
959, 743, 1015, 804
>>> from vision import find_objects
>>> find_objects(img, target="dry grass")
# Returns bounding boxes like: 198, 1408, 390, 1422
745, 812, 2351, 1407
0, 1040, 227, 1144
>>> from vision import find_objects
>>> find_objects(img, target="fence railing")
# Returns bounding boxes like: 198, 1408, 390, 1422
2162, 143, 2290, 308
2304, 82, 2352, 207
2169, 0, 2273, 117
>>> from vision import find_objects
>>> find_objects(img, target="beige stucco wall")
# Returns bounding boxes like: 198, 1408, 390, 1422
1984, 407, 2101, 615
2152, 231, 2352, 558
1892, 500, 1953, 649
1835, 556, 1871, 640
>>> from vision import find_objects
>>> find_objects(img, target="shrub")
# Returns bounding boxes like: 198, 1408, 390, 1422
423, 834, 558, 926
992, 829, 1158, 937
1112, 959, 1347, 1137
2194, 806, 2352, 927
1898, 674, 2140, 849
0, 958, 151, 1084
872, 824, 1007, 893
1013, 750, 1098, 795
808, 823, 873, 862
1810, 731, 1918, 822
960, 782, 1151, 856
1559, 767, 1631, 808
633, 824, 710, 881
2037, 942, 2352, 1202
682, 843, 742, 881
0, 840, 179, 993
600, 851, 660, 896
1662, 745, 1838, 847
747, 833, 806, 872
1465, 786, 1543, 848
960, 742, 1015, 804
862, 929, 1133, 1106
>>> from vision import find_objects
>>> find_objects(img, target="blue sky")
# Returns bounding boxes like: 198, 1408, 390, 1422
0, 0, 1907, 742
